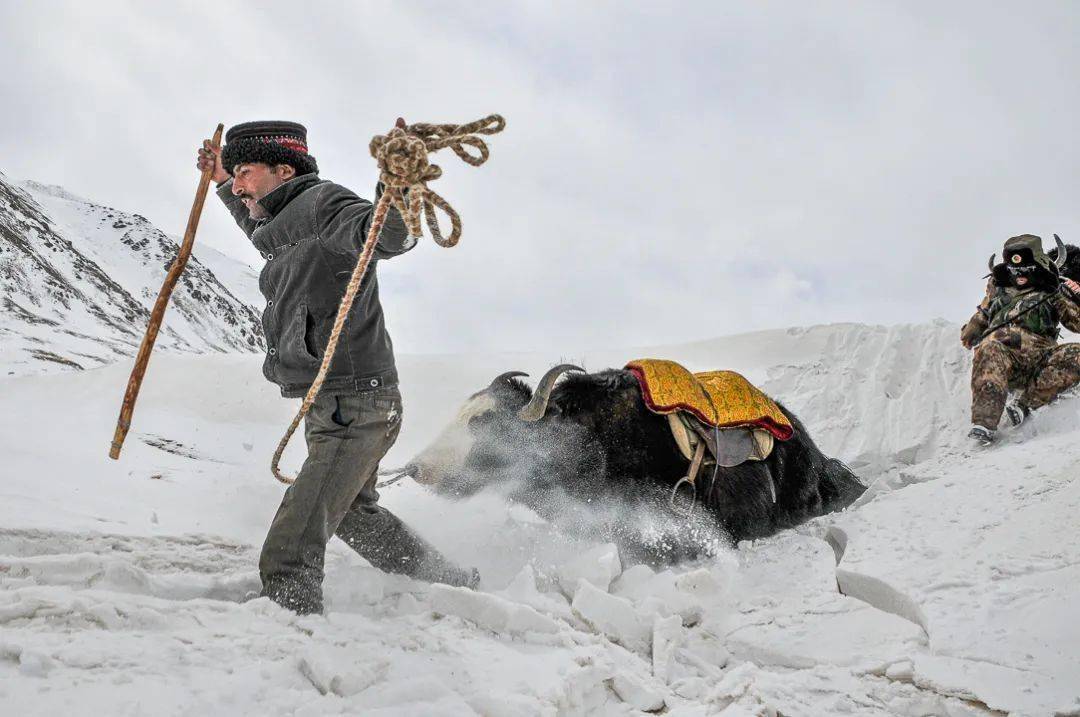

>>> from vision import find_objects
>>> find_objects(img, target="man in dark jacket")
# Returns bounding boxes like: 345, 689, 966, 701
198, 121, 476, 614
960, 234, 1080, 445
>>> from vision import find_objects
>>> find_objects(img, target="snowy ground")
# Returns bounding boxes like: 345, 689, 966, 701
1, 321, 1077, 715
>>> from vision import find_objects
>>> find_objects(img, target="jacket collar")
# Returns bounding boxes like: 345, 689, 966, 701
257, 173, 321, 218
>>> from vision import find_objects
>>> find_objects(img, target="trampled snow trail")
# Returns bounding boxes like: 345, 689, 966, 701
1, 322, 1077, 715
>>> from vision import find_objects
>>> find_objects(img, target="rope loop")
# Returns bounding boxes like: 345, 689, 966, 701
368, 113, 505, 247
271, 114, 504, 484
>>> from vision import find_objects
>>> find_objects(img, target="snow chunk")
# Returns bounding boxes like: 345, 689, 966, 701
611, 672, 665, 712
18, 649, 53, 677
554, 657, 616, 715
885, 659, 914, 682
651, 614, 683, 683
674, 567, 722, 597
429, 584, 561, 636
495, 565, 573, 620
611, 563, 656, 596
571, 579, 649, 653
298, 648, 381, 697
702, 661, 761, 709
621, 568, 714, 627
556, 542, 621, 596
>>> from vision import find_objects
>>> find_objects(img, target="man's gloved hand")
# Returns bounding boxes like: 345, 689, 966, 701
960, 321, 983, 350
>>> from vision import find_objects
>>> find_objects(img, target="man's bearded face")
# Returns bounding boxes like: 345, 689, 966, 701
230, 162, 294, 219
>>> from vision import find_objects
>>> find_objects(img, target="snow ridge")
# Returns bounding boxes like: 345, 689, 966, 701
762, 320, 971, 474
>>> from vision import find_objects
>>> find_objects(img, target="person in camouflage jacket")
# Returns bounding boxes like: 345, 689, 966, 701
961, 234, 1080, 444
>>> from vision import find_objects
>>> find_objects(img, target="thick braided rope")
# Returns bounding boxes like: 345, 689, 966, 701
271, 115, 504, 484
370, 114, 504, 247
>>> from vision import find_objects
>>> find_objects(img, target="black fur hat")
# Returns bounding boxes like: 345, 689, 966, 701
221, 121, 318, 177
990, 234, 1061, 290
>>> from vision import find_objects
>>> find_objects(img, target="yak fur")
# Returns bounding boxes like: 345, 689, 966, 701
409, 368, 865, 566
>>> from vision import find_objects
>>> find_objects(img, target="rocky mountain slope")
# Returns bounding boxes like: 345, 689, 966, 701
0, 170, 263, 375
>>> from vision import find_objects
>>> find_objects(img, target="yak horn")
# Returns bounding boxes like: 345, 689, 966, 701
518, 364, 584, 422
987, 253, 996, 272
489, 371, 528, 391
1054, 234, 1068, 270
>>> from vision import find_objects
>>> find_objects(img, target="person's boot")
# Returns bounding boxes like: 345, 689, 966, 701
336, 506, 480, 588
1005, 401, 1031, 427
968, 425, 995, 446
261, 573, 324, 615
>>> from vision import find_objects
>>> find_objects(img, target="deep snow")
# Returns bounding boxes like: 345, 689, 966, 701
0, 321, 1077, 715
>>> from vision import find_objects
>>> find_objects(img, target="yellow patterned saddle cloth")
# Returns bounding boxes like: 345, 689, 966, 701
625, 359, 794, 441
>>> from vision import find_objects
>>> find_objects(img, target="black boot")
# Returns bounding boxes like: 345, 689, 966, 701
335, 506, 480, 588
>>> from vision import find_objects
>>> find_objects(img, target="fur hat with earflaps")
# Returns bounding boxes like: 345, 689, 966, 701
990, 234, 1064, 291
221, 121, 319, 177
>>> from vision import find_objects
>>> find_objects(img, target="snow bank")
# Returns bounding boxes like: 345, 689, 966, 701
1, 320, 1077, 714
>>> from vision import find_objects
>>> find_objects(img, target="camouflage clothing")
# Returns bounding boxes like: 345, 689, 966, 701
963, 282, 1080, 429
985, 286, 1062, 338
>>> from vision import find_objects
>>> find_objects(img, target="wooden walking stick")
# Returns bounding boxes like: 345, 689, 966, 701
108, 123, 224, 460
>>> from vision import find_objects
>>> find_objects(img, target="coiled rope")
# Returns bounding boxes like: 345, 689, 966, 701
271, 115, 505, 484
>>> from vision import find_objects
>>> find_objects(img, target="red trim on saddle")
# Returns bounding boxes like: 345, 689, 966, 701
627, 365, 794, 441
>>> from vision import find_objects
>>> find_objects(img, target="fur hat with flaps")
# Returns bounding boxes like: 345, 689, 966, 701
221, 121, 319, 177
989, 234, 1064, 290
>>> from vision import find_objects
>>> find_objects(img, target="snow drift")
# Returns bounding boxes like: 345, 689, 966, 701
1, 318, 1078, 715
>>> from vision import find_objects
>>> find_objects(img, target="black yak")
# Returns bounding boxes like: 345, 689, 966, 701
405, 364, 865, 566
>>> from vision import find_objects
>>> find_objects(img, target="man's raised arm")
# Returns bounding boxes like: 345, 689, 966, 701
314, 181, 417, 261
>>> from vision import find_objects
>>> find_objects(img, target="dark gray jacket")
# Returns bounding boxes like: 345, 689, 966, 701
217, 174, 416, 397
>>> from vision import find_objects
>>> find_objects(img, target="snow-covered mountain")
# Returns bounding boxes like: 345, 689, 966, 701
0, 170, 264, 376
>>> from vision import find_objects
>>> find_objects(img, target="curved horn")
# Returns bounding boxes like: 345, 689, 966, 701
488, 371, 528, 390
988, 253, 996, 272
1054, 234, 1068, 270
517, 364, 584, 422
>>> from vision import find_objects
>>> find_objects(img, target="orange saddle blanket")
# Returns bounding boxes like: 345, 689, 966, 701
626, 359, 794, 441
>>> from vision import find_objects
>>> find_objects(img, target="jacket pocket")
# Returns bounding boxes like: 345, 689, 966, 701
298, 303, 336, 367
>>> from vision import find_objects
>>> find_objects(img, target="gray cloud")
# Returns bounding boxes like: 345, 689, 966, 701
3, 1, 1079, 353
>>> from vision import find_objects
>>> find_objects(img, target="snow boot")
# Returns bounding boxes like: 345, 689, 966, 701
968, 425, 995, 446
1005, 401, 1031, 427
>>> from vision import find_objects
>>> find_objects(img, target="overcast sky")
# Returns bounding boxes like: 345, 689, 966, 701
4, 1, 1080, 353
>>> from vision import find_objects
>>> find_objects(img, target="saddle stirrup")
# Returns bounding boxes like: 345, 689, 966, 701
670, 440, 707, 517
